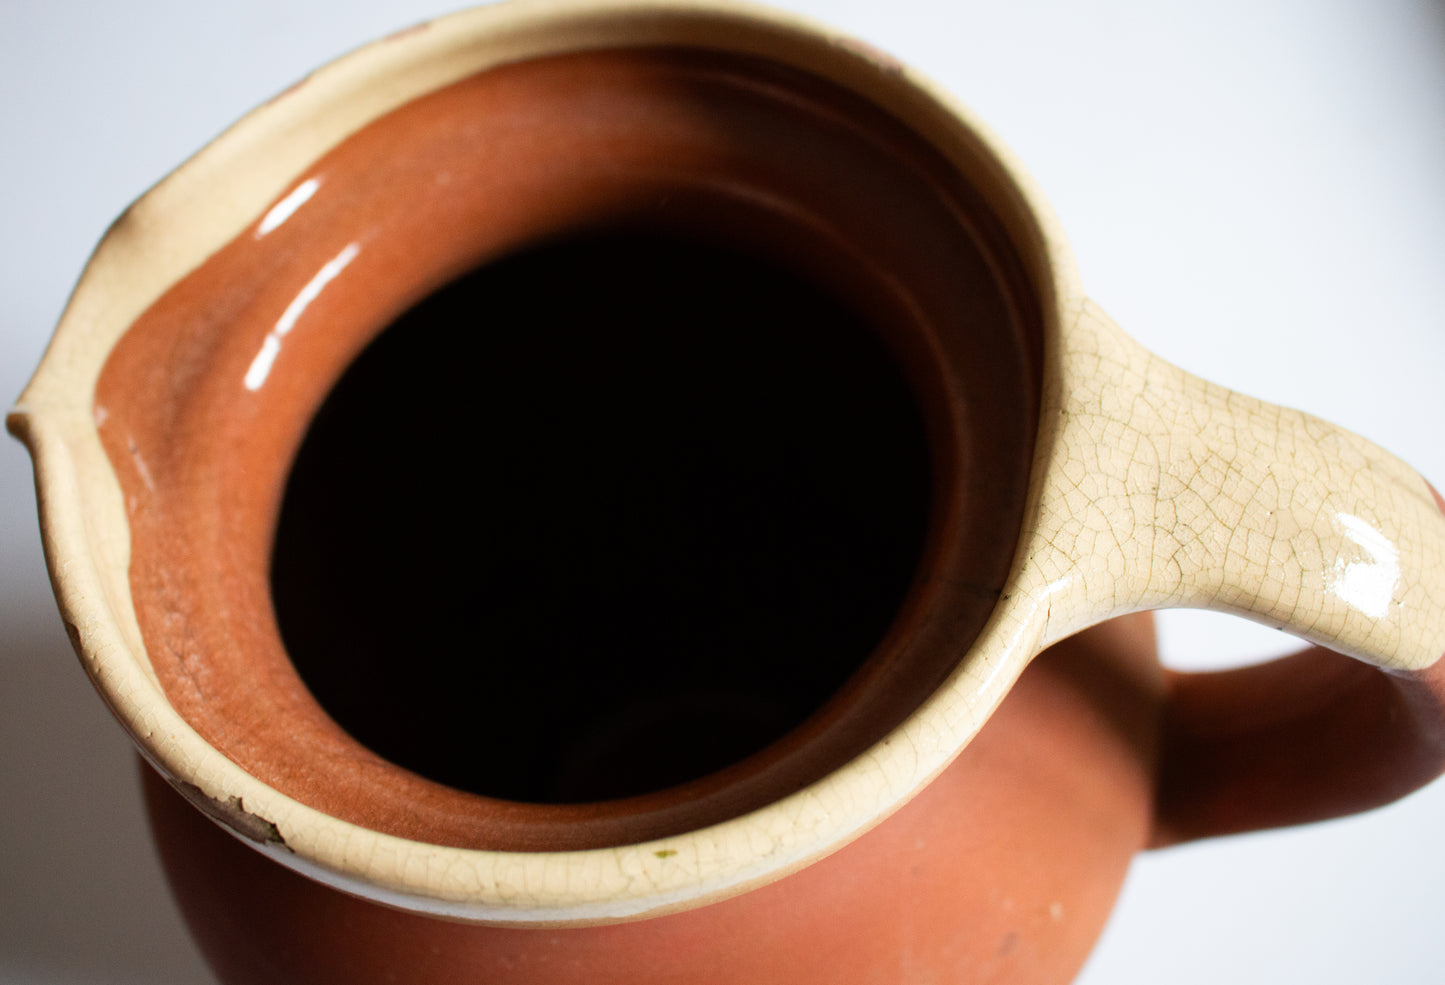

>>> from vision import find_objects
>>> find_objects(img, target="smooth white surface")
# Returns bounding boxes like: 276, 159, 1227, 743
1, 1, 1441, 982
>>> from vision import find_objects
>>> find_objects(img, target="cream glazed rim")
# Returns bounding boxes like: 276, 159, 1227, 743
11, 0, 1445, 924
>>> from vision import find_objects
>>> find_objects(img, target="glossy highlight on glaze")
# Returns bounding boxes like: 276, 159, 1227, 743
245, 242, 360, 390
256, 177, 322, 237
1328, 512, 1401, 620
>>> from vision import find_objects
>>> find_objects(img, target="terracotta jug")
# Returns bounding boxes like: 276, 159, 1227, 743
11, 2, 1445, 983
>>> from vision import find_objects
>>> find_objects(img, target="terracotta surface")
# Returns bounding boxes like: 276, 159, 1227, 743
142, 614, 1160, 985
9, 0, 1445, 974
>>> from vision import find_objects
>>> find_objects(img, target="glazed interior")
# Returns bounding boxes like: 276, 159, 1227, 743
94, 47, 1043, 851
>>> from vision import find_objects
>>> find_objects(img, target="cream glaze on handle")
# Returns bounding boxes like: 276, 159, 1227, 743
1028, 300, 1445, 671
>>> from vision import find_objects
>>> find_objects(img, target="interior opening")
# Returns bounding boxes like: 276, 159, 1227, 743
270, 227, 933, 803
101, 44, 1044, 847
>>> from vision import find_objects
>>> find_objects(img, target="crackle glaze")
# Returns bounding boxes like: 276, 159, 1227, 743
10, 1, 1445, 983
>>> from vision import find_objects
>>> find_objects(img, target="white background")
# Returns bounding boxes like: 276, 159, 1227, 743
2, 1, 1442, 982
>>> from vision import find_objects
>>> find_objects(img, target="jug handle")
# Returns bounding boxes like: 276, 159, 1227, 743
1150, 592, 1445, 846
1027, 302, 1445, 845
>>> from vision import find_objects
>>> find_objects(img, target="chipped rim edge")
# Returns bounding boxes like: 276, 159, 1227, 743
8, 0, 1083, 923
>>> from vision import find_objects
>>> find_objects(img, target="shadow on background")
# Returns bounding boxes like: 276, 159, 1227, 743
0, 618, 214, 985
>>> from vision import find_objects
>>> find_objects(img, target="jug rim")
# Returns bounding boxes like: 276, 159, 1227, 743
8, 0, 1082, 923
